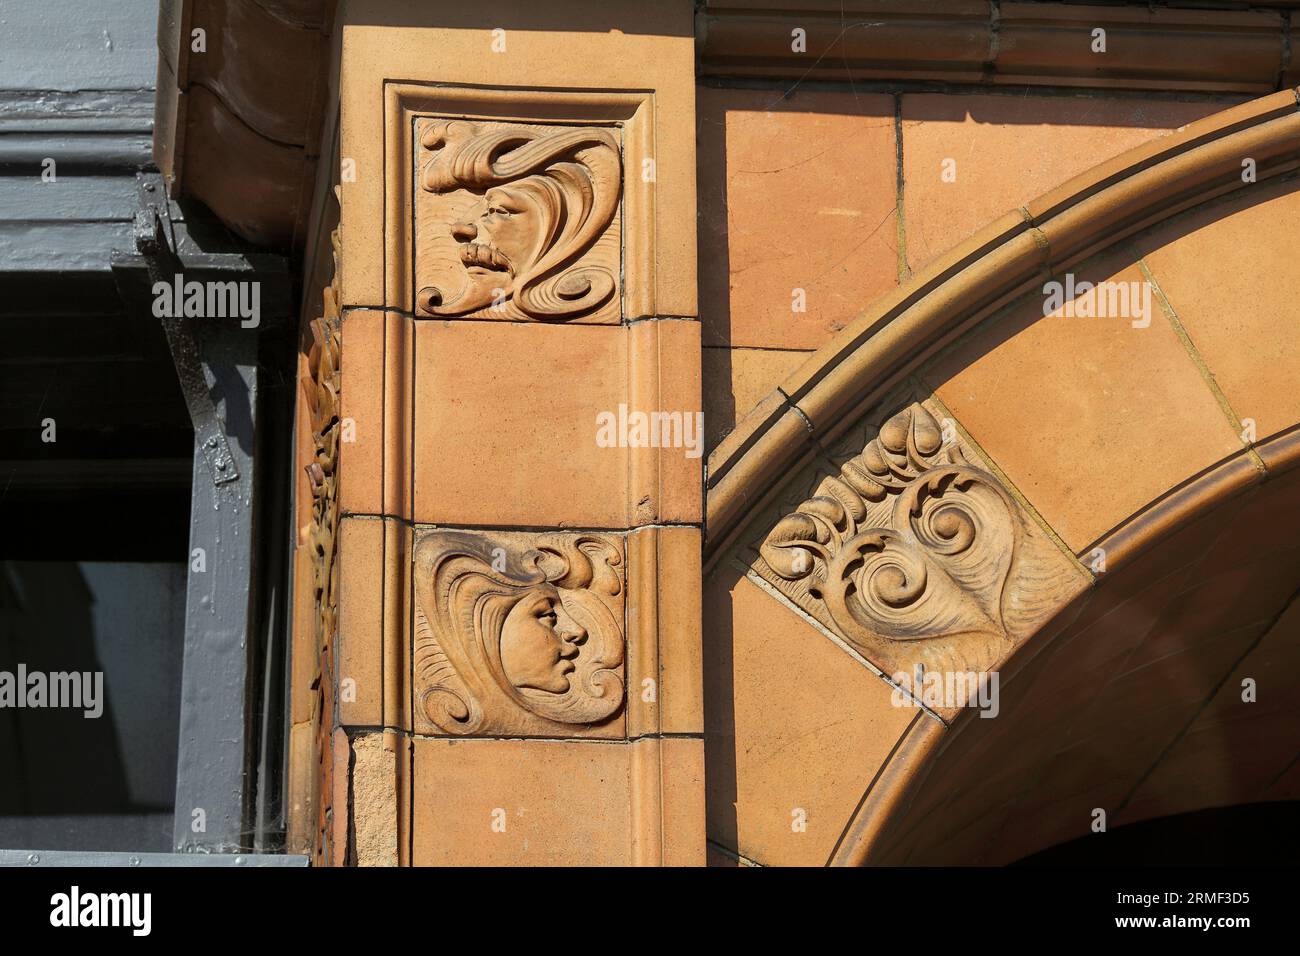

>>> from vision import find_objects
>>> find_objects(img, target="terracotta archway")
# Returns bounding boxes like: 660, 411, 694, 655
704, 88, 1300, 866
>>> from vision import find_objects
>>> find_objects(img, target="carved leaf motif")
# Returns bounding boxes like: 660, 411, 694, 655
821, 466, 1018, 646
759, 404, 1020, 651
304, 226, 342, 864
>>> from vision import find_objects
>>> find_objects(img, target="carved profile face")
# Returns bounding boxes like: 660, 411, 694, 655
447, 184, 547, 299
499, 584, 585, 693
417, 120, 621, 321
413, 531, 626, 736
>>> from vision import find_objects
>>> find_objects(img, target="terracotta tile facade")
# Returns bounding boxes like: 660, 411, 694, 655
900, 94, 1238, 274
922, 249, 1247, 551
284, 0, 1300, 867
298, 0, 706, 867
703, 565, 918, 866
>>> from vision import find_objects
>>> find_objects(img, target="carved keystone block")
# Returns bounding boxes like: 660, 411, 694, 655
750, 401, 1083, 683
412, 529, 627, 738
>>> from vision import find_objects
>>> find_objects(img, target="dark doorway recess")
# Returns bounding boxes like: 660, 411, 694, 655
1016, 801, 1300, 866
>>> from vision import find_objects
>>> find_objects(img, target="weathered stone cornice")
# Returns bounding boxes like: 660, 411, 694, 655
699, 1, 1300, 94
153, 0, 335, 250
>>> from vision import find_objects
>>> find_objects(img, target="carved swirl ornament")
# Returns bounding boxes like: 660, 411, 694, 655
759, 404, 1024, 653
416, 120, 621, 321
413, 532, 626, 736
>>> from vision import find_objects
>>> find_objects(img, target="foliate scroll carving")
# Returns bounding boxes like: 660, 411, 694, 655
753, 402, 1077, 675
302, 227, 341, 865
414, 119, 622, 323
413, 530, 627, 738
304, 231, 342, 663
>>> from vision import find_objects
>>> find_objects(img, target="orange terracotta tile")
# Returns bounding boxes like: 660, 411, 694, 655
702, 346, 810, 452
1137, 176, 1300, 445
411, 738, 633, 866
337, 516, 385, 727
703, 564, 915, 866
698, 87, 898, 350
290, 521, 320, 730
831, 716, 948, 865
408, 527, 627, 740
338, 310, 386, 517
413, 321, 619, 527
382, 309, 413, 520
340, 0, 698, 315
285, 721, 316, 855
901, 93, 1236, 273
924, 250, 1246, 551
628, 319, 704, 527
626, 526, 704, 737
632, 736, 706, 866
330, 728, 350, 867
412, 320, 701, 527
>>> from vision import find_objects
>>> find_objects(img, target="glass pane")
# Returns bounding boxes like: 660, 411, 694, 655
0, 560, 186, 851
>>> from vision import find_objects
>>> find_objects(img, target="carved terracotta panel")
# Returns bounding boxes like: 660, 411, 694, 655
413, 118, 622, 323
412, 529, 627, 738
748, 399, 1084, 680
302, 231, 341, 864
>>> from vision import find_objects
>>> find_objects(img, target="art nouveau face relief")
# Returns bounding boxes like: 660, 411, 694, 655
415, 119, 621, 322
447, 186, 544, 296
413, 531, 626, 737
499, 584, 586, 694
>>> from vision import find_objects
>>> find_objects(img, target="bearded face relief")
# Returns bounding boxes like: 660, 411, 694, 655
414, 119, 622, 322
450, 187, 537, 285
412, 530, 626, 737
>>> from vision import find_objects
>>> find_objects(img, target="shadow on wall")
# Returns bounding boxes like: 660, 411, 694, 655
701, 157, 1300, 865
866, 461, 1300, 865
702, 561, 739, 862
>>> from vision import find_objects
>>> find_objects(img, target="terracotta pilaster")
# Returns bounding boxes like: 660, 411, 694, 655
299, 0, 702, 866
